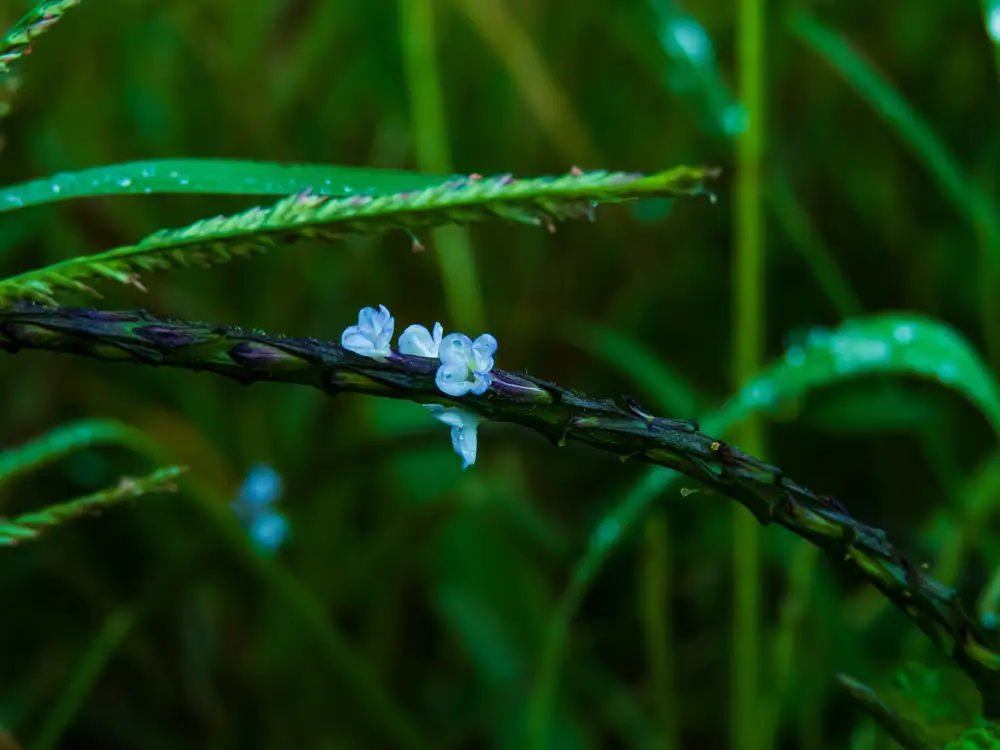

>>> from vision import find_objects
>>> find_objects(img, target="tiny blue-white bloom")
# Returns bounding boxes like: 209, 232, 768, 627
425, 404, 484, 469
435, 332, 497, 397
341, 304, 394, 358
398, 322, 444, 358
248, 511, 291, 554
238, 464, 283, 508
231, 463, 291, 554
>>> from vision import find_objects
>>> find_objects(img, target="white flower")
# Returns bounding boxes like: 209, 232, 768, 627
435, 332, 497, 397
341, 304, 394, 358
398, 322, 444, 358
425, 405, 484, 469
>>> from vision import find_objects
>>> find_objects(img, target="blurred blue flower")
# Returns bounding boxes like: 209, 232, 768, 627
231, 463, 290, 553
238, 463, 283, 507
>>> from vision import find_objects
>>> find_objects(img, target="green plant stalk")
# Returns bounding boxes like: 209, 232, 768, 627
835, 675, 938, 750
5, 305, 1000, 718
0, 465, 183, 545
0, 166, 718, 306
641, 514, 678, 748
733, 0, 765, 744
29, 608, 136, 750
399, 0, 485, 332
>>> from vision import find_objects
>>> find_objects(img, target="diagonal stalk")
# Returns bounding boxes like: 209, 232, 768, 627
3, 303, 1000, 717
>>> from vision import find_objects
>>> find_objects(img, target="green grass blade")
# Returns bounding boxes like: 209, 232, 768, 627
0, 160, 457, 212
790, 10, 997, 240
765, 174, 863, 318
0, 465, 184, 546
0, 166, 718, 305
532, 312, 1000, 746
0, 419, 158, 487
399, 0, 485, 331
790, 9, 1000, 367
732, 0, 767, 744
29, 608, 136, 750
0, 0, 80, 72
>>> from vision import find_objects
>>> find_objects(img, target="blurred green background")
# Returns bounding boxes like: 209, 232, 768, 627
2, 0, 1000, 747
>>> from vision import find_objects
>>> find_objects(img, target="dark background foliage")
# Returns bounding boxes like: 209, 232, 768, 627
1, 0, 998, 747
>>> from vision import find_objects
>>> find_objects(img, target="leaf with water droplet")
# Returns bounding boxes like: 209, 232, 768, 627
0, 159, 458, 213
727, 314, 1000, 436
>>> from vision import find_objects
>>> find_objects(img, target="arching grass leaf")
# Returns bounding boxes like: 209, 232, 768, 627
0, 418, 158, 487
0, 159, 456, 212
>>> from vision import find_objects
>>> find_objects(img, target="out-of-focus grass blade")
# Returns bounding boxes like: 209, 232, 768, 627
29, 608, 135, 750
0, 419, 159, 487
531, 313, 1000, 744
649, 0, 744, 138
766, 174, 863, 318
790, 10, 999, 247
0, 466, 185, 547
0, 160, 456, 212
564, 320, 701, 416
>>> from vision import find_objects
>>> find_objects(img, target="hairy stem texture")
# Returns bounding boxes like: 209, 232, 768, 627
3, 303, 1000, 714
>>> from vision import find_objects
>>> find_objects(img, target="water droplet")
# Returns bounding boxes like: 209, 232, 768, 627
988, 1, 1000, 43
594, 518, 621, 547
118, 177, 132, 188
784, 345, 806, 367
805, 326, 830, 348
722, 105, 748, 137
3, 194, 23, 207
937, 363, 958, 383
178, 177, 190, 186
745, 379, 775, 407
893, 324, 916, 344
661, 17, 713, 64
51, 183, 61, 194
142, 187, 151, 193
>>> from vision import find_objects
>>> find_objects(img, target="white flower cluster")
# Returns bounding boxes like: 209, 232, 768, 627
341, 305, 497, 468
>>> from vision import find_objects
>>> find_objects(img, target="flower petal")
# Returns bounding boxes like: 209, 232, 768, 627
432, 322, 444, 348
450, 423, 478, 469
469, 372, 492, 396
341, 329, 376, 356
357, 306, 379, 339
439, 333, 475, 367
399, 324, 439, 358
425, 405, 483, 469
472, 333, 497, 358
436, 362, 475, 396
375, 313, 395, 352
